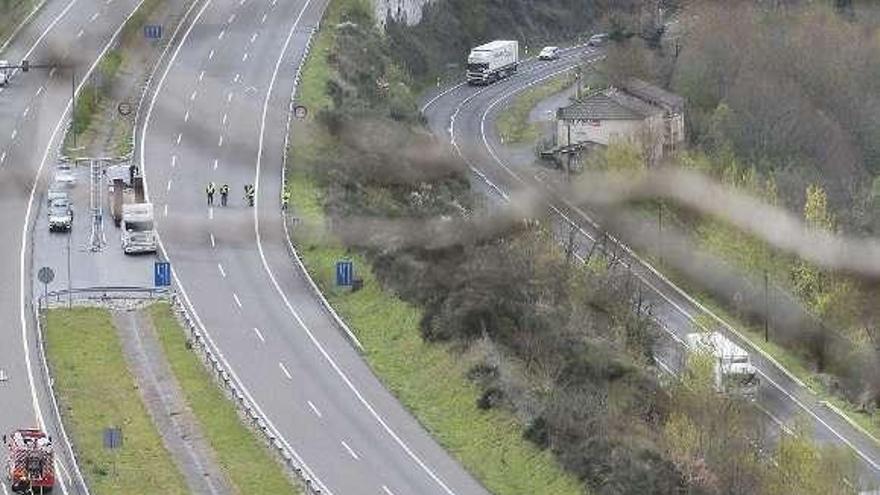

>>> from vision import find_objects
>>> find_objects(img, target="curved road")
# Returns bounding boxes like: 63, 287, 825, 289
422, 46, 880, 489
139, 0, 489, 493
0, 0, 152, 493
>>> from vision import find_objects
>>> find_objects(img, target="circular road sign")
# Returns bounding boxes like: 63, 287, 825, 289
117, 102, 132, 116
293, 105, 308, 119
38, 266, 55, 284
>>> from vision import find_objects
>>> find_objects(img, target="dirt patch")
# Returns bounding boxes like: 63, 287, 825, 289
112, 308, 234, 495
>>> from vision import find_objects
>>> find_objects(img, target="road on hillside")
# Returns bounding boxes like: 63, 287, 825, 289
421, 45, 880, 489
0, 0, 151, 493
138, 0, 490, 493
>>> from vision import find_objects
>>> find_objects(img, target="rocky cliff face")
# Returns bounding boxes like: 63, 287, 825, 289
374, 0, 432, 27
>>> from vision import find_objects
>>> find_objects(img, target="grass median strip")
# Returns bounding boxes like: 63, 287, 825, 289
44, 307, 188, 494
495, 72, 574, 144
149, 303, 301, 494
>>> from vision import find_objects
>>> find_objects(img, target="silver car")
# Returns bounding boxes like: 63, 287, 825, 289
48, 197, 73, 231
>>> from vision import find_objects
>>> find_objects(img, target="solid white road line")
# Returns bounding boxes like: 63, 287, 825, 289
341, 441, 359, 460
232, 292, 241, 308
279, 362, 292, 379
209, 233, 215, 248
217, 263, 226, 278
252, 327, 265, 342
1, 481, 8, 495
252, 2, 458, 493
307, 400, 322, 418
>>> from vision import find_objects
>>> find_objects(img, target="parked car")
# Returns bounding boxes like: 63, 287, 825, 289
538, 46, 560, 60
48, 196, 73, 231
587, 33, 609, 47
54, 164, 76, 186
0, 60, 10, 86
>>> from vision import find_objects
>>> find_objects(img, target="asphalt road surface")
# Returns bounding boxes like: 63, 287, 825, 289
138, 0, 490, 493
0, 0, 154, 493
421, 45, 880, 490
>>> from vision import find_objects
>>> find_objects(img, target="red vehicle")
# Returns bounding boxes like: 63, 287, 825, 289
4, 429, 55, 493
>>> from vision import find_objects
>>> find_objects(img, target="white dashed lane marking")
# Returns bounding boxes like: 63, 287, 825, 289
217, 135, 223, 147
10, 129, 16, 140
208, 49, 214, 60
198, 70, 205, 81
89, 12, 99, 21
212, 159, 218, 170
184, 110, 190, 122
279, 362, 292, 380
176, 133, 182, 145
1, 151, 6, 164
218, 29, 225, 40
189, 90, 197, 101
307, 400, 322, 418
252, 327, 265, 342
171, 154, 177, 168
227, 13, 235, 23
166, 179, 172, 192
341, 441, 359, 461
382, 486, 396, 495
217, 263, 226, 278
209, 233, 215, 247
232, 292, 241, 308
76, 28, 83, 38
241, 52, 248, 62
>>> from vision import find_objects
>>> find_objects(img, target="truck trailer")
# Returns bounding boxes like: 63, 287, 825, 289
685, 331, 759, 399
467, 40, 519, 85
4, 429, 55, 493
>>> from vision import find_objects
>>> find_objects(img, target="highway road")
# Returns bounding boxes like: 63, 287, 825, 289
138, 0, 489, 493
0, 0, 154, 493
421, 46, 880, 490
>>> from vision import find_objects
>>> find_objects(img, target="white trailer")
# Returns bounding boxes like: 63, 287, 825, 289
121, 203, 157, 254
467, 40, 519, 85
686, 331, 759, 399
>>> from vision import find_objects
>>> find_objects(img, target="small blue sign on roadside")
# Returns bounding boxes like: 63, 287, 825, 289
144, 24, 163, 40
336, 260, 353, 287
154, 261, 172, 287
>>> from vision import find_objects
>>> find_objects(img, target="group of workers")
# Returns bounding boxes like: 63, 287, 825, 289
205, 182, 290, 209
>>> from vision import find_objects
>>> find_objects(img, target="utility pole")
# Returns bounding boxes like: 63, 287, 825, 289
764, 269, 769, 342
657, 202, 663, 264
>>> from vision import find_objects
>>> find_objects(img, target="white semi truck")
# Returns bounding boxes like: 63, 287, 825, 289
467, 40, 519, 85
686, 331, 759, 399
121, 203, 157, 254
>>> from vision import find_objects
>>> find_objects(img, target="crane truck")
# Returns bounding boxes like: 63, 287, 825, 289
467, 40, 519, 85
4, 428, 55, 493
685, 331, 759, 399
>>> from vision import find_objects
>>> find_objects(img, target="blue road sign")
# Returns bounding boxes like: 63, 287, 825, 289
336, 260, 353, 287
154, 261, 171, 287
144, 24, 163, 40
